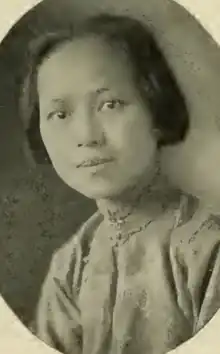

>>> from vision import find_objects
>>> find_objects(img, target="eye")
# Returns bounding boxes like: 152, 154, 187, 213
99, 99, 125, 112
56, 111, 68, 120
47, 110, 69, 120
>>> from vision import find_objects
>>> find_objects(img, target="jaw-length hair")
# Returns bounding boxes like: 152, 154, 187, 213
20, 13, 189, 165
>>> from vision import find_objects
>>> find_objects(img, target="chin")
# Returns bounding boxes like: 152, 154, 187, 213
72, 180, 127, 201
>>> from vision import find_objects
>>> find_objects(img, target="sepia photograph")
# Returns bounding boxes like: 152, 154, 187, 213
1, 0, 220, 353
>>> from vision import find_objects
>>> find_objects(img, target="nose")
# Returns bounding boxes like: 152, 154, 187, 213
71, 105, 105, 148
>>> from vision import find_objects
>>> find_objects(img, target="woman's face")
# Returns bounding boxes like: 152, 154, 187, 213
37, 36, 158, 199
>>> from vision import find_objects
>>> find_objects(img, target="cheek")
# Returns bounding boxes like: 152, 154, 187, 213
39, 123, 67, 167
107, 112, 156, 161
39, 123, 55, 155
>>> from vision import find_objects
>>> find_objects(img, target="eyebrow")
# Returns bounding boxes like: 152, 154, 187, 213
49, 88, 111, 105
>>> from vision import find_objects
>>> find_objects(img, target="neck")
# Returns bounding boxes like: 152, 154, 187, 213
96, 172, 181, 230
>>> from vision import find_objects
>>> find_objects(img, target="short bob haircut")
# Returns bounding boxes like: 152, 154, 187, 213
20, 13, 189, 164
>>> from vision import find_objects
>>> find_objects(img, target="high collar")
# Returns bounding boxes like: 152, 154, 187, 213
95, 174, 190, 247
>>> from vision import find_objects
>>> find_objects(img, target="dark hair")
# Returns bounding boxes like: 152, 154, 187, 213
20, 13, 189, 164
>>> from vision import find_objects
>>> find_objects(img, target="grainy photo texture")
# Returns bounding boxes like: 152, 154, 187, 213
1, 1, 220, 354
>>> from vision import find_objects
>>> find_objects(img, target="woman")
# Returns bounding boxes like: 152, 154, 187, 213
20, 13, 220, 354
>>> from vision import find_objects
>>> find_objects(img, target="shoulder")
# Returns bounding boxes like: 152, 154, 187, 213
170, 204, 220, 268
47, 211, 103, 285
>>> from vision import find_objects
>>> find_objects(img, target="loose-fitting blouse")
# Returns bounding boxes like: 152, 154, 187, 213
35, 204, 220, 354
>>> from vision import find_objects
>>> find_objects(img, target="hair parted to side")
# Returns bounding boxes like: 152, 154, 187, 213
20, 13, 189, 165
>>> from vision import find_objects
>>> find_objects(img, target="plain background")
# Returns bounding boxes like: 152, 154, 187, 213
0, 0, 220, 328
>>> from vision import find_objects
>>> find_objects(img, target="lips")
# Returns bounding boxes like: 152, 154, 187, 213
76, 157, 114, 168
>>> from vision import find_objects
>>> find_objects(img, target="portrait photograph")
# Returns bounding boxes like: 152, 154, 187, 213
0, 1, 220, 353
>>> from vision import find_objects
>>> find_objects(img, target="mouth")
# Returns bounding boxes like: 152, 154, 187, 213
76, 157, 114, 168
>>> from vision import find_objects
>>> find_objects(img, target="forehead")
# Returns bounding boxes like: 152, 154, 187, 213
37, 36, 134, 97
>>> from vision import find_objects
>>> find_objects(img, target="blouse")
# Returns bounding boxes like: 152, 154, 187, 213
35, 201, 220, 354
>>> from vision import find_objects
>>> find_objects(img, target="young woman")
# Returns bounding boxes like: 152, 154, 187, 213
20, 13, 220, 354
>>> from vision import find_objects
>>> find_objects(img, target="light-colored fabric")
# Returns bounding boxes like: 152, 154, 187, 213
35, 205, 220, 354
